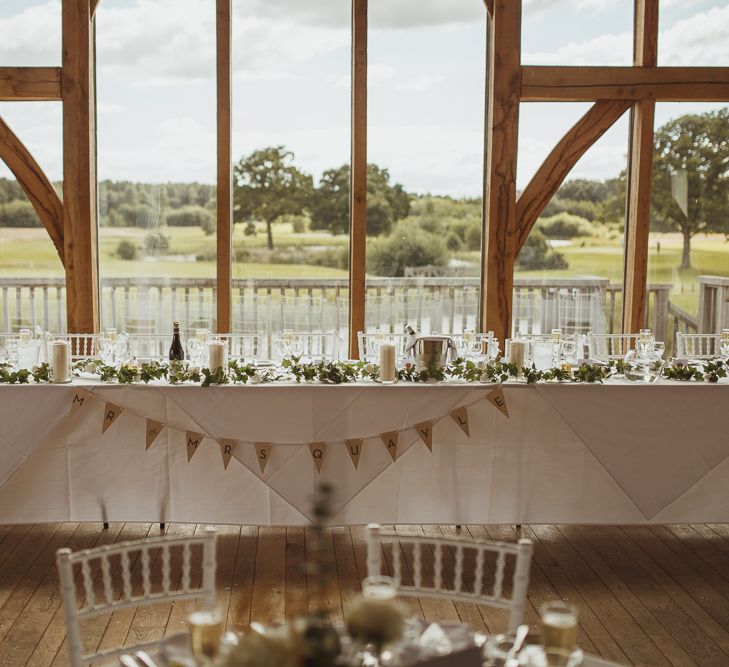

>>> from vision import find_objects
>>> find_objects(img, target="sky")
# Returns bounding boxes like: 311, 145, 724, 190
0, 0, 727, 196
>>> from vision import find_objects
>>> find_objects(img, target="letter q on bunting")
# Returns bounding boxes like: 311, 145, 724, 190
450, 406, 470, 436
309, 443, 326, 472
186, 432, 204, 462
380, 431, 399, 462
102, 403, 124, 434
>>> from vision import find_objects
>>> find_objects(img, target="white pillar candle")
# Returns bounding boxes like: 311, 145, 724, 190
51, 340, 70, 383
508, 339, 526, 374
208, 340, 227, 372
378, 343, 397, 384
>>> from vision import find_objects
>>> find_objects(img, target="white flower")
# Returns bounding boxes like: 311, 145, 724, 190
480, 372, 490, 382
250, 372, 263, 384
363, 363, 375, 374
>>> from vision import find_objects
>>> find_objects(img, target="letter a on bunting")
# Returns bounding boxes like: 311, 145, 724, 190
380, 431, 399, 462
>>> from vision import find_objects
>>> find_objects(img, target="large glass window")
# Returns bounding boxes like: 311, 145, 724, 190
0, 0, 61, 66
231, 0, 351, 351
96, 0, 217, 335
659, 0, 728, 67
366, 0, 486, 337
516, 103, 629, 336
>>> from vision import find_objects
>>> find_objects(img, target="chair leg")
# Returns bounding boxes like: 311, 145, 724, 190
160, 522, 166, 532
515, 524, 522, 535
102, 522, 109, 530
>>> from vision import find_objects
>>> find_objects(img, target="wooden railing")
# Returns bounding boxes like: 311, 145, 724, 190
0, 276, 676, 343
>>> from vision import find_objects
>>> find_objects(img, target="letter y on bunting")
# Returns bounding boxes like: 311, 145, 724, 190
414, 421, 434, 451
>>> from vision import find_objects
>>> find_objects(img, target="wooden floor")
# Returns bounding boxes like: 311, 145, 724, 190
0, 523, 728, 666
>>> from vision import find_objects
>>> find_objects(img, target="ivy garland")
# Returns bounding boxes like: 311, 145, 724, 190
0, 356, 723, 387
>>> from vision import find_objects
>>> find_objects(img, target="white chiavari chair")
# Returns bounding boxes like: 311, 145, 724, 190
56, 526, 217, 667
272, 331, 341, 362
357, 332, 410, 363
586, 332, 639, 360
675, 333, 721, 359
366, 524, 532, 634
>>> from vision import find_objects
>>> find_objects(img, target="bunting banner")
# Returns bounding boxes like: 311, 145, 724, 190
309, 443, 326, 472
145, 419, 164, 450
70, 388, 92, 416
380, 431, 399, 462
346, 438, 363, 469
218, 438, 236, 470
414, 420, 434, 451
255, 442, 272, 473
450, 406, 470, 436
186, 431, 204, 462
485, 386, 510, 418
101, 403, 124, 434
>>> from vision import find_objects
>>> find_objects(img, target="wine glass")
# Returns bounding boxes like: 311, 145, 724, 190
97, 336, 114, 366
189, 609, 224, 665
540, 601, 578, 667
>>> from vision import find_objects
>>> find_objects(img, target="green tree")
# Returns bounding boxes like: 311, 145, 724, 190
233, 146, 313, 249
651, 108, 729, 269
0, 200, 40, 228
309, 163, 410, 236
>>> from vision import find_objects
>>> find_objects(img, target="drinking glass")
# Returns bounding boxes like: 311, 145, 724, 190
189, 609, 224, 664
532, 340, 554, 371
274, 331, 293, 359
560, 341, 577, 367
653, 341, 665, 360
4, 338, 19, 368
540, 601, 578, 666
361, 575, 397, 600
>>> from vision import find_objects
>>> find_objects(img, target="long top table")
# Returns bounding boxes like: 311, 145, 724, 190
0, 380, 727, 525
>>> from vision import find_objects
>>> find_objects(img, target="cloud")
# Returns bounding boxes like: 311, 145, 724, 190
0, 1, 60, 66
396, 73, 445, 93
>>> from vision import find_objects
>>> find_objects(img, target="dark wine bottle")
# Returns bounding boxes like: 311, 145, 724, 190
169, 321, 185, 361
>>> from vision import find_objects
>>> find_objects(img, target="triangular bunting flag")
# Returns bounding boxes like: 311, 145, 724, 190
485, 385, 510, 418
414, 420, 434, 451
255, 443, 272, 473
218, 438, 236, 470
346, 438, 363, 469
69, 388, 92, 416
309, 443, 326, 472
380, 431, 399, 462
450, 406, 470, 436
145, 419, 164, 450
186, 432, 204, 462
101, 403, 124, 434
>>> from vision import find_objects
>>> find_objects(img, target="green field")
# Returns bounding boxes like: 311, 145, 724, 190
1, 226, 728, 316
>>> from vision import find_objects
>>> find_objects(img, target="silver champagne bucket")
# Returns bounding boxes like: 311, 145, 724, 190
409, 335, 456, 371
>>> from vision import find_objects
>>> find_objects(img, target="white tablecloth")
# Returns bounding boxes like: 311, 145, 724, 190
0, 380, 727, 525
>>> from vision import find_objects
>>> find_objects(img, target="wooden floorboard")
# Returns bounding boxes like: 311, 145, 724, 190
0, 523, 727, 666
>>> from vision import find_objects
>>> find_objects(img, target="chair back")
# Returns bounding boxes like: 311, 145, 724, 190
366, 524, 532, 634
675, 333, 720, 359
586, 332, 638, 360
56, 527, 216, 666
272, 331, 341, 361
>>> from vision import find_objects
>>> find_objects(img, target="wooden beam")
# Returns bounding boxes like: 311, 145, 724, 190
480, 0, 521, 342
521, 65, 729, 102
349, 0, 367, 358
90, 0, 101, 17
623, 0, 659, 335
62, 0, 99, 333
216, 0, 232, 333
0, 67, 62, 101
0, 116, 64, 261
516, 100, 631, 249
483, 0, 494, 17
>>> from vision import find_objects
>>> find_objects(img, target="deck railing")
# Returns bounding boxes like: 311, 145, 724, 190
0, 276, 678, 343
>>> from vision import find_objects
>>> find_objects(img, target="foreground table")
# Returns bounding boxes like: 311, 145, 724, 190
0, 380, 727, 525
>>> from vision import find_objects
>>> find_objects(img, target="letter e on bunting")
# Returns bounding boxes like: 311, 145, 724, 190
102, 403, 124, 434
309, 443, 326, 473
485, 385, 510, 418
450, 406, 470, 436
70, 388, 92, 416
380, 431, 399, 462
255, 443, 272, 473
218, 438, 237, 470
414, 420, 434, 451
346, 438, 363, 469
186, 432, 204, 462
145, 419, 164, 450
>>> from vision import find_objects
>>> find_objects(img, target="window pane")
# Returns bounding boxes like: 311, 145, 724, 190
96, 0, 217, 336
231, 0, 351, 353
648, 103, 729, 343
0, 102, 64, 331
366, 0, 486, 339
0, 0, 61, 66
516, 102, 629, 337
522, 1, 632, 66
658, 1, 728, 66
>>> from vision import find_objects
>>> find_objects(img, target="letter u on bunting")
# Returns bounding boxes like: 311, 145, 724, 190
145, 419, 164, 450
102, 403, 124, 434
380, 431, 399, 462
346, 438, 363, 469
485, 385, 510, 418
414, 420, 434, 451
218, 438, 237, 470
255, 443, 272, 473
186, 432, 204, 462
450, 406, 470, 436
309, 443, 326, 472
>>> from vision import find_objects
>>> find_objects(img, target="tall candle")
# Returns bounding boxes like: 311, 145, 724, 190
378, 343, 397, 384
51, 340, 70, 383
208, 340, 226, 372
508, 339, 526, 374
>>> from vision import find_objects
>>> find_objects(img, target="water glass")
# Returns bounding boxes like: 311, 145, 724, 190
361, 575, 398, 600
532, 340, 554, 371
540, 601, 578, 666
189, 609, 224, 664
